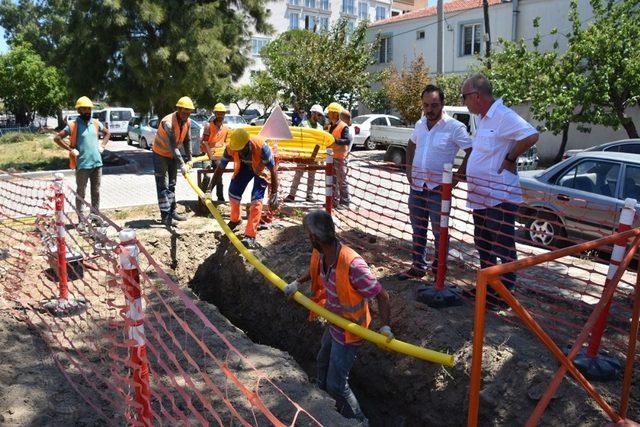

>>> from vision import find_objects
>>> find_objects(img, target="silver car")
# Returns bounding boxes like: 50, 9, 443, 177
519, 152, 640, 248
563, 139, 640, 159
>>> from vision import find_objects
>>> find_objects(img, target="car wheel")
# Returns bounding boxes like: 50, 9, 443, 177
140, 137, 148, 150
364, 137, 377, 151
127, 136, 133, 145
527, 212, 565, 248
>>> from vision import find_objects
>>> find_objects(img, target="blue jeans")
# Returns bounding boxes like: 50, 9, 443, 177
153, 152, 178, 218
316, 329, 365, 420
408, 186, 442, 273
473, 202, 518, 290
228, 165, 267, 202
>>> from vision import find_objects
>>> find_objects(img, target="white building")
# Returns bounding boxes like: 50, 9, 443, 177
366, 0, 638, 161
239, 0, 393, 85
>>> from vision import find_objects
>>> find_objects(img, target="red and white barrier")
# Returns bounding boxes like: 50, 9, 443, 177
118, 228, 152, 425
574, 197, 637, 380
325, 148, 334, 214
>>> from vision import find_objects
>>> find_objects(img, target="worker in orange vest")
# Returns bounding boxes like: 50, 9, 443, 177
209, 128, 279, 248
152, 96, 194, 227
326, 102, 352, 208
201, 103, 229, 202
283, 210, 392, 422
54, 96, 110, 223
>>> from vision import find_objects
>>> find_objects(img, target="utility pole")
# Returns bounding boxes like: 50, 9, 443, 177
482, 0, 492, 68
437, 0, 444, 74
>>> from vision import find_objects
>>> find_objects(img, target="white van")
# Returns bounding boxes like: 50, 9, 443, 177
92, 107, 135, 139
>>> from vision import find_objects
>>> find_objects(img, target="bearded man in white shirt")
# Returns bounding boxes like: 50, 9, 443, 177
461, 73, 539, 298
400, 84, 473, 280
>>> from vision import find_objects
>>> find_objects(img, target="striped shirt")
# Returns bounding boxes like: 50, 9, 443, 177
319, 247, 382, 345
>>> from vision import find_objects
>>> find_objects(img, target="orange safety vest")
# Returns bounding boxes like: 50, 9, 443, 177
308, 245, 372, 344
230, 136, 271, 183
153, 112, 190, 158
329, 121, 348, 159
200, 121, 229, 154
68, 119, 100, 169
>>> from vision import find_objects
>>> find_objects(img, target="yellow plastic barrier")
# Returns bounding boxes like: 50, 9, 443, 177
210, 126, 335, 160
182, 163, 455, 367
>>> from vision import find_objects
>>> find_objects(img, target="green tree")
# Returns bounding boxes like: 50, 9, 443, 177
435, 74, 466, 107
0, 43, 66, 125
250, 71, 280, 115
382, 54, 430, 124
0, 0, 271, 116
261, 18, 377, 112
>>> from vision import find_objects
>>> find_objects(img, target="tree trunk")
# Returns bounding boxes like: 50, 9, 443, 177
553, 124, 570, 164
621, 117, 639, 138
56, 108, 65, 131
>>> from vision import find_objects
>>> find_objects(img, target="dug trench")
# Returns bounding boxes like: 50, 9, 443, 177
137, 209, 640, 426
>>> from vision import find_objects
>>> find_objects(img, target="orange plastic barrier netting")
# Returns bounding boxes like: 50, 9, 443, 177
0, 173, 323, 426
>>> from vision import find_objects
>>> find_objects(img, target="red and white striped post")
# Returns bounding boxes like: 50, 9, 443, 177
42, 173, 86, 315
325, 148, 334, 214
416, 163, 462, 308
118, 229, 152, 425
573, 198, 637, 381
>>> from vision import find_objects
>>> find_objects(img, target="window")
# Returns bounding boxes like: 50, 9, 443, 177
304, 15, 317, 31
622, 165, 640, 200
375, 6, 386, 21
110, 110, 132, 121
305, 0, 316, 8
319, 16, 329, 31
358, 1, 368, 19
618, 143, 640, 154
371, 117, 388, 126
149, 119, 159, 129
461, 23, 482, 56
289, 13, 299, 29
416, 30, 425, 40
251, 38, 269, 56
289, 0, 300, 5
556, 160, 621, 197
320, 0, 330, 10
453, 113, 471, 133
378, 35, 392, 63
92, 111, 106, 122
388, 117, 403, 126
342, 0, 355, 15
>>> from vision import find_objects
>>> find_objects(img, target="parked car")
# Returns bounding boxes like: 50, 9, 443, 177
127, 116, 144, 145
350, 114, 403, 150
518, 151, 640, 248
563, 139, 640, 159
251, 112, 293, 126
92, 107, 135, 139
64, 113, 80, 124
242, 109, 261, 123
222, 114, 248, 128
137, 117, 204, 156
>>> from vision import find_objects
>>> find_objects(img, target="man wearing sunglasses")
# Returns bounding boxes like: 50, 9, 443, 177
461, 73, 538, 304
400, 84, 473, 281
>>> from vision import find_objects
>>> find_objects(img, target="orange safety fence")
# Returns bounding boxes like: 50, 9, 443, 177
0, 172, 329, 425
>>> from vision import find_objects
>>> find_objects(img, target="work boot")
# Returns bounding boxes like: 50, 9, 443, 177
240, 236, 258, 249
227, 220, 243, 231
162, 216, 174, 228
284, 194, 295, 202
171, 212, 187, 221
398, 267, 426, 281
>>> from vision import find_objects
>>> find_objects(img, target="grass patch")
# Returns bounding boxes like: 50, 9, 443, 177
0, 133, 69, 172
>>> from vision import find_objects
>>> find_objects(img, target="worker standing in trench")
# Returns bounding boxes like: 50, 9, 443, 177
284, 210, 393, 422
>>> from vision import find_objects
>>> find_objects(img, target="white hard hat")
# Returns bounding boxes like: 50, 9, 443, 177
310, 104, 324, 115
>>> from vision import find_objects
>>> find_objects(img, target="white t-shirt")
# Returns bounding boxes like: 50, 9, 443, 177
466, 99, 538, 209
410, 112, 472, 191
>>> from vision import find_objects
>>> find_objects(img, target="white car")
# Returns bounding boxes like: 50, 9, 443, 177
350, 114, 403, 150
221, 114, 247, 129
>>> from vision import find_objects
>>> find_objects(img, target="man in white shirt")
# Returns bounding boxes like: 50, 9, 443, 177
400, 84, 473, 280
461, 73, 539, 296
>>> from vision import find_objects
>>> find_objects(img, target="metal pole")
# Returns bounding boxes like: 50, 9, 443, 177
437, 0, 444, 75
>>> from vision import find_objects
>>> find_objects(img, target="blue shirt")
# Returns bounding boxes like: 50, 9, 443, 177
220, 143, 275, 170
63, 119, 105, 170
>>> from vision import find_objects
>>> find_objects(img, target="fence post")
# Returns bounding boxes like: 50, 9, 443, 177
574, 197, 637, 381
42, 173, 86, 315
325, 148, 334, 214
417, 163, 462, 308
118, 229, 152, 425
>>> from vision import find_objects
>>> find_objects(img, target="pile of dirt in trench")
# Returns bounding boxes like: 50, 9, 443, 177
161, 217, 640, 427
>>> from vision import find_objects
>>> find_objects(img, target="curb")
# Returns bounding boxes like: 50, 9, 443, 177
0, 151, 138, 181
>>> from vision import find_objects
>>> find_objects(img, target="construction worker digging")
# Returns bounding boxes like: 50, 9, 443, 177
210, 128, 279, 248
201, 102, 229, 202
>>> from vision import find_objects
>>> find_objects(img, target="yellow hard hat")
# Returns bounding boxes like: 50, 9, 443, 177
228, 128, 250, 151
75, 96, 94, 109
213, 103, 226, 113
176, 96, 195, 110
327, 102, 343, 113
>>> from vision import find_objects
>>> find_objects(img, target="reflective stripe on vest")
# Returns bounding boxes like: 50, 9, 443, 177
308, 245, 371, 344
230, 137, 270, 183
153, 112, 190, 158
68, 119, 100, 169
329, 121, 348, 159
